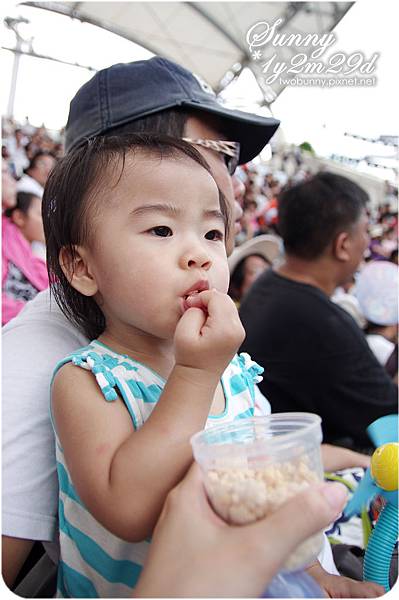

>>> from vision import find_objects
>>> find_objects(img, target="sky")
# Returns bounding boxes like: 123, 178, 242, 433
271, 0, 398, 146
1, 0, 398, 180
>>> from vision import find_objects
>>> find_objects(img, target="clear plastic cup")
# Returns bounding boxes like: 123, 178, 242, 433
191, 413, 324, 571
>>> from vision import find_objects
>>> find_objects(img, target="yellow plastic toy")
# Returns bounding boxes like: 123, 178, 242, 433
370, 442, 399, 492
344, 415, 398, 592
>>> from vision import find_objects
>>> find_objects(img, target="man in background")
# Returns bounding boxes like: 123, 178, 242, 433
240, 172, 397, 451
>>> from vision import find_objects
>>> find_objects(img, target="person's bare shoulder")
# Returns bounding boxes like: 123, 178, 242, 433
51, 361, 133, 439
51, 361, 137, 534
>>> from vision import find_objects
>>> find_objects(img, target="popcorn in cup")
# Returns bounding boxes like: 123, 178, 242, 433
191, 413, 324, 571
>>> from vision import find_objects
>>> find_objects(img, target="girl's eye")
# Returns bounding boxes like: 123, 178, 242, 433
205, 229, 224, 241
150, 226, 172, 237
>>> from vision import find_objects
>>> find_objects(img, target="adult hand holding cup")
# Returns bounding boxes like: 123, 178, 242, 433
191, 413, 328, 572
134, 460, 348, 598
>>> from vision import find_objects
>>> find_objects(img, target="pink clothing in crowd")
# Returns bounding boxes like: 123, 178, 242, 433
2, 215, 49, 324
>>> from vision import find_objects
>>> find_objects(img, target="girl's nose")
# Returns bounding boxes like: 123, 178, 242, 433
179, 245, 212, 270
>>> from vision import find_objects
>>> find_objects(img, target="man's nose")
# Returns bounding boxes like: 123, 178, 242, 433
232, 174, 245, 206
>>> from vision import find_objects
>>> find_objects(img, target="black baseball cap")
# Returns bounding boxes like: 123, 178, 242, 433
65, 56, 280, 164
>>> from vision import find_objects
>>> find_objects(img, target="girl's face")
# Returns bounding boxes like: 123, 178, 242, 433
82, 155, 230, 345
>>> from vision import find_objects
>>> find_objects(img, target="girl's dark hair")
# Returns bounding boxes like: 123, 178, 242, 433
42, 133, 230, 340
4, 191, 39, 217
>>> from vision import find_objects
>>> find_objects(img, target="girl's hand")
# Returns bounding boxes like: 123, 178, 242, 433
174, 289, 245, 377
306, 563, 384, 598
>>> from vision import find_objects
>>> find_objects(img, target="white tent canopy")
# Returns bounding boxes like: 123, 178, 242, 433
23, 1, 353, 104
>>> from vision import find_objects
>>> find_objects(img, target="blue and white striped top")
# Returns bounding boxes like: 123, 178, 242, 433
52, 340, 268, 597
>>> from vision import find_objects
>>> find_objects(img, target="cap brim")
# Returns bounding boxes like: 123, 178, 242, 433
228, 234, 282, 274
181, 100, 280, 164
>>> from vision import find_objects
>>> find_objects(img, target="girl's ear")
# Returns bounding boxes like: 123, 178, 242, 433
59, 245, 98, 296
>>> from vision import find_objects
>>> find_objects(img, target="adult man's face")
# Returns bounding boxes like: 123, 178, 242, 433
339, 209, 370, 286
184, 115, 244, 256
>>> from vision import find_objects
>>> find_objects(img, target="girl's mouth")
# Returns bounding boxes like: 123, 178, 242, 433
181, 280, 209, 313
182, 290, 208, 314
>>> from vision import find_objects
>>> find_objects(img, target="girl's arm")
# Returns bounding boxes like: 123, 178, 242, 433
52, 290, 245, 543
53, 363, 219, 542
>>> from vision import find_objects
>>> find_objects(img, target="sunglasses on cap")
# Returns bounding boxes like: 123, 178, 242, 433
182, 138, 240, 176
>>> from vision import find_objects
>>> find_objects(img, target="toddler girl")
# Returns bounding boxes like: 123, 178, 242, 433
43, 134, 267, 597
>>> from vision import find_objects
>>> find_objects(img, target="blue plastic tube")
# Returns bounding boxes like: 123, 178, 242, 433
363, 502, 399, 592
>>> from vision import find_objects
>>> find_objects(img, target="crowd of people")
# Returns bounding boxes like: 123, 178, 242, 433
234, 149, 398, 254
1, 55, 397, 599
2, 120, 59, 324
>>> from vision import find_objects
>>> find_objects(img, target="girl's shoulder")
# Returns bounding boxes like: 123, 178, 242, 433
51, 341, 118, 407
227, 352, 264, 384
52, 340, 165, 407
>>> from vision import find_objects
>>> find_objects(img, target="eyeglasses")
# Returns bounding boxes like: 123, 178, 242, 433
182, 138, 240, 176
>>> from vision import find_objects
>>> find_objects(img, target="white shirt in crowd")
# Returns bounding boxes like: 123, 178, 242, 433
17, 174, 44, 198
366, 334, 395, 366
